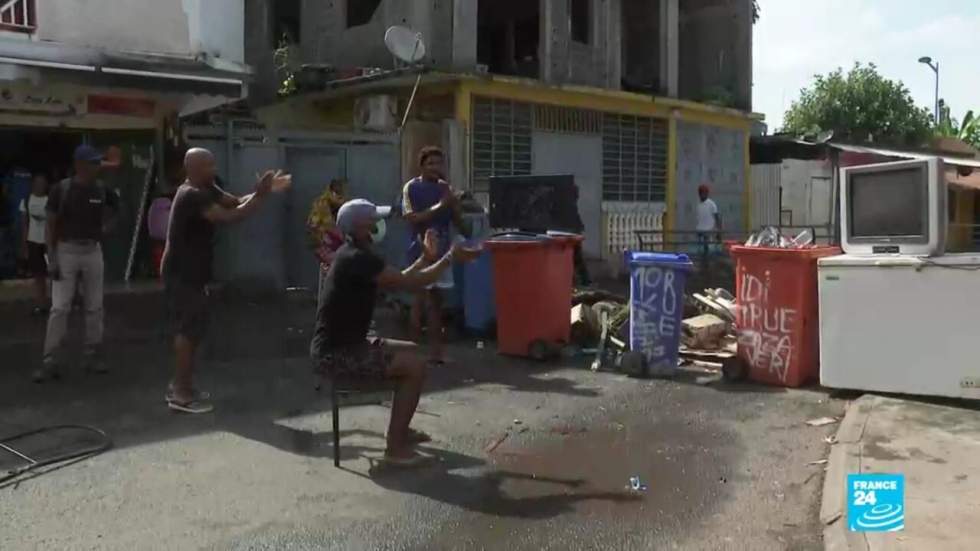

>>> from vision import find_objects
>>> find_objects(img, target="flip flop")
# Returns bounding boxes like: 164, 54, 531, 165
381, 453, 433, 468
168, 399, 214, 414
386, 428, 433, 444
165, 387, 211, 404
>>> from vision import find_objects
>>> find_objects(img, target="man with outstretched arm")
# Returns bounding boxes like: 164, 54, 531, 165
401, 146, 470, 366
311, 199, 480, 466
162, 148, 291, 414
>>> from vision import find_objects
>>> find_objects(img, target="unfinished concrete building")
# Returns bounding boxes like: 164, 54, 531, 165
249, 0, 753, 110
211, 0, 759, 283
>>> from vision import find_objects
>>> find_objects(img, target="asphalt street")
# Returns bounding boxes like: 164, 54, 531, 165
0, 311, 844, 551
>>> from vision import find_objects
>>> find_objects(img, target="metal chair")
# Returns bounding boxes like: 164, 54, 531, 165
315, 370, 393, 467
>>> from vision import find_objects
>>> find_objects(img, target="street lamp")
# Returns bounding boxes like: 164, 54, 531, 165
918, 56, 940, 124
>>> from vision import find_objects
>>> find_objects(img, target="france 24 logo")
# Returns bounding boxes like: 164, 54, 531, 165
847, 474, 905, 532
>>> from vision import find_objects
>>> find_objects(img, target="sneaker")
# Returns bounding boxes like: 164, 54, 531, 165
32, 362, 60, 383
83, 350, 108, 374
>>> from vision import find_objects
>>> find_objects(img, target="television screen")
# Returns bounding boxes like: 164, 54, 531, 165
489, 175, 583, 232
849, 167, 926, 238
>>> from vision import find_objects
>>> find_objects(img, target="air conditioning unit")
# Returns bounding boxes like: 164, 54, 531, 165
354, 95, 397, 133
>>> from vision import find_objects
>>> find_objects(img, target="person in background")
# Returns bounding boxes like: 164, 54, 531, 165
311, 199, 481, 466
401, 147, 470, 367
38, 146, 120, 383
19, 173, 50, 315
696, 183, 722, 256
307, 178, 349, 275
162, 148, 291, 414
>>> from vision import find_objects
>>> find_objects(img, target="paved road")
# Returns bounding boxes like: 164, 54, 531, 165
1, 319, 843, 551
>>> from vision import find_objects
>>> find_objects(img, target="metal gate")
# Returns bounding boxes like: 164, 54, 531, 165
186, 124, 399, 290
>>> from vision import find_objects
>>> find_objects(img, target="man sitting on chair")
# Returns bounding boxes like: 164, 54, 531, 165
310, 199, 481, 467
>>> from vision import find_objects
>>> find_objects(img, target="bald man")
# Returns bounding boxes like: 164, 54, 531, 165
161, 148, 290, 413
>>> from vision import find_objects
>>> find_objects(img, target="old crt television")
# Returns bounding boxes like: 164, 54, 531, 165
840, 158, 946, 256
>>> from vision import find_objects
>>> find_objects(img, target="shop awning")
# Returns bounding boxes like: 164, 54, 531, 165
0, 39, 248, 98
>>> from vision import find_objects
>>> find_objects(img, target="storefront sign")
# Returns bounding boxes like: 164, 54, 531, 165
87, 94, 156, 118
0, 86, 86, 116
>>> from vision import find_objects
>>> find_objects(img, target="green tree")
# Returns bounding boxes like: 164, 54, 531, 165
782, 63, 934, 147
936, 106, 980, 149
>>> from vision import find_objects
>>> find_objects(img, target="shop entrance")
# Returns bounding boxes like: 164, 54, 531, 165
0, 127, 156, 282
0, 129, 83, 279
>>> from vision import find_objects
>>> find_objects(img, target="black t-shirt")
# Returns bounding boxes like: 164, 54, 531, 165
161, 183, 222, 287
311, 243, 386, 356
46, 179, 119, 242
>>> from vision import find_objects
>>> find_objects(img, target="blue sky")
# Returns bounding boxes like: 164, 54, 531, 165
753, 0, 980, 131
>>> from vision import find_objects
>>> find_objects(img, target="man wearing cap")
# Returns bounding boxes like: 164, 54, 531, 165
37, 145, 119, 382
162, 148, 291, 413
311, 198, 480, 466
696, 184, 722, 255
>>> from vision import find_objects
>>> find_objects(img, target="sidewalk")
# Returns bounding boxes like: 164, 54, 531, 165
822, 395, 980, 551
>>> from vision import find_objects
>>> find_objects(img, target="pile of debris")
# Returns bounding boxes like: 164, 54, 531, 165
680, 288, 744, 380
744, 226, 815, 249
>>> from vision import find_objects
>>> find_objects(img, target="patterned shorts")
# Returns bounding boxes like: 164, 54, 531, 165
315, 338, 393, 382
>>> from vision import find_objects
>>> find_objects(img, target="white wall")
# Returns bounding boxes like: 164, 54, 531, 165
34, 0, 242, 62
779, 159, 832, 227
187, 0, 244, 62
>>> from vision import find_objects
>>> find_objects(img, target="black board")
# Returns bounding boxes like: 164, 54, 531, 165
488, 175, 583, 233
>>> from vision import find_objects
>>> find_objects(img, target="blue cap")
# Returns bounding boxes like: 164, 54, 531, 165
73, 145, 103, 163
336, 199, 392, 234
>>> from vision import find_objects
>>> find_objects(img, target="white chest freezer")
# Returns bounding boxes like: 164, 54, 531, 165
818, 253, 980, 400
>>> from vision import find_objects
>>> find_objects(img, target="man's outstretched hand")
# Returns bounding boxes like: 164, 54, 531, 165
422, 229, 440, 262
255, 170, 292, 196
451, 240, 483, 263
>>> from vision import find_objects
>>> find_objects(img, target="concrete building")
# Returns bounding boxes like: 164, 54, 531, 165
186, 0, 759, 288
0, 0, 249, 281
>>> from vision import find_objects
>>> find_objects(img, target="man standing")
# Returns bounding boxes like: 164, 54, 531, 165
696, 183, 722, 245
37, 146, 119, 383
401, 146, 469, 366
311, 199, 480, 466
162, 148, 290, 413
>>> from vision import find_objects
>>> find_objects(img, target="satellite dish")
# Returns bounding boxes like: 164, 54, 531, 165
384, 26, 426, 64
815, 129, 835, 144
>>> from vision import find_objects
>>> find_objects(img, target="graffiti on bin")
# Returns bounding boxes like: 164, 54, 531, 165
632, 266, 680, 362
737, 272, 796, 382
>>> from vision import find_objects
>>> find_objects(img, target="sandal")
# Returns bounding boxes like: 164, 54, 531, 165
381, 452, 433, 468
386, 428, 433, 444
165, 386, 211, 404
168, 398, 214, 414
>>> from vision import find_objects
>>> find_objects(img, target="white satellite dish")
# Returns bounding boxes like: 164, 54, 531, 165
384, 26, 426, 64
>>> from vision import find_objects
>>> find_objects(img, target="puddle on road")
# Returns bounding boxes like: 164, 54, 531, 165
486, 423, 714, 517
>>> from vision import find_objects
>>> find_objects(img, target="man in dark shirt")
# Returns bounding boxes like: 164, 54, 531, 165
38, 145, 119, 382
162, 148, 290, 413
312, 199, 480, 466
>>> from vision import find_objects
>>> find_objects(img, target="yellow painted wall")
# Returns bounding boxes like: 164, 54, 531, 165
951, 189, 975, 251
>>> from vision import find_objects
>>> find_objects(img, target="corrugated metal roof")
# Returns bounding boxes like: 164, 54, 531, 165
828, 142, 980, 169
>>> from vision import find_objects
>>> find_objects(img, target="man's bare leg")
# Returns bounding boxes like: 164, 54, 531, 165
409, 292, 425, 343
426, 289, 445, 363
172, 334, 196, 403
383, 342, 428, 458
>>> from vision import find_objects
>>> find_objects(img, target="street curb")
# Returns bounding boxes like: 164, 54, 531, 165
821, 395, 878, 551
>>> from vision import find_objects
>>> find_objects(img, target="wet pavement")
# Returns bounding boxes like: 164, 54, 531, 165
1, 293, 844, 550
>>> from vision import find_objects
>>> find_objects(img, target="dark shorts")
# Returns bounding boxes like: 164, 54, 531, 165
166, 282, 210, 343
315, 338, 393, 382
26, 242, 47, 276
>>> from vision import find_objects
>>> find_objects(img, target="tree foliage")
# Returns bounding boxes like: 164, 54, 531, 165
782, 63, 934, 147
936, 107, 980, 149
